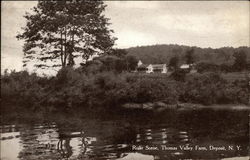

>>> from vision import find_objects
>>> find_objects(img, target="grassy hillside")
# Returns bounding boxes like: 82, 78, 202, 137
126, 44, 250, 65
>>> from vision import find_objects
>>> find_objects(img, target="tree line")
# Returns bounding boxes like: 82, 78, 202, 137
127, 45, 250, 72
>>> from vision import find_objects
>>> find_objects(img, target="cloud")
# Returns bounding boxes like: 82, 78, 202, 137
106, 1, 161, 10
106, 1, 249, 48
114, 30, 157, 48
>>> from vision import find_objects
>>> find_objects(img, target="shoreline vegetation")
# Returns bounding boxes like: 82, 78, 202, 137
1, 64, 250, 120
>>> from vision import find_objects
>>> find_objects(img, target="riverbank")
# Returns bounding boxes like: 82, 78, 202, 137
122, 102, 250, 112
1, 102, 249, 127
1, 69, 249, 116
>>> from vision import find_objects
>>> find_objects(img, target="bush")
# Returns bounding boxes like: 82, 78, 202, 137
180, 72, 249, 105
1, 71, 50, 111
196, 62, 219, 73
170, 69, 187, 81
1, 68, 248, 113
115, 74, 181, 104
220, 63, 233, 73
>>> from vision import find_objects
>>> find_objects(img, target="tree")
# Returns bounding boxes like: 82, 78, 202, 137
110, 49, 138, 71
109, 49, 128, 58
125, 55, 138, 71
100, 55, 119, 71
17, 0, 116, 69
171, 69, 186, 81
196, 62, 220, 73
168, 56, 179, 71
185, 48, 195, 64
233, 50, 247, 71
93, 54, 138, 73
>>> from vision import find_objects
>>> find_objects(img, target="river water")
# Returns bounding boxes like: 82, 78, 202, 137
0, 109, 249, 160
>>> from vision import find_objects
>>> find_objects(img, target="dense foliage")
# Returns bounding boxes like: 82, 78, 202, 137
2, 67, 249, 113
180, 73, 249, 105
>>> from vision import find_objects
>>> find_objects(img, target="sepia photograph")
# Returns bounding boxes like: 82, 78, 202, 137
1, 0, 250, 159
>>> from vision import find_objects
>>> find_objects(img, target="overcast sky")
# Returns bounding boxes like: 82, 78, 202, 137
1, 1, 249, 74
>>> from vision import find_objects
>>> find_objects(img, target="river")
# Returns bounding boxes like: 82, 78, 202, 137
0, 108, 249, 160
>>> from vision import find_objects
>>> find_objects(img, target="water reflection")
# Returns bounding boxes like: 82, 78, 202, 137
0, 109, 249, 160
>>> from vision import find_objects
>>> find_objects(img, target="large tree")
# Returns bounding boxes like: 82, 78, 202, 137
168, 56, 179, 71
17, 0, 116, 69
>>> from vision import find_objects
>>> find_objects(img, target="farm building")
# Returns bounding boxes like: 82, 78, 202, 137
137, 60, 167, 73
180, 64, 197, 73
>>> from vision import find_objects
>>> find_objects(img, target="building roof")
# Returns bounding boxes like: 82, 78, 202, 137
150, 64, 166, 69
137, 60, 143, 66
138, 64, 166, 69
180, 64, 190, 69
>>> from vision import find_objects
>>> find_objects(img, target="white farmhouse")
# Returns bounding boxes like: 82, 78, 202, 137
137, 60, 167, 73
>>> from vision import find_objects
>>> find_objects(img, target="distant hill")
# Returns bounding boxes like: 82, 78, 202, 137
126, 44, 250, 65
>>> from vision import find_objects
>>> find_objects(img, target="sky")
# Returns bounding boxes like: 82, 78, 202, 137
1, 1, 250, 74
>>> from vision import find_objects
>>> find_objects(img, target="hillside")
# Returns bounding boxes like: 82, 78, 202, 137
126, 44, 250, 65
